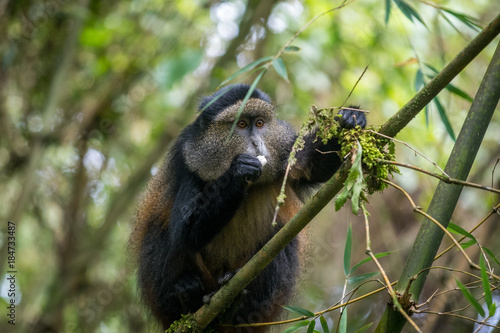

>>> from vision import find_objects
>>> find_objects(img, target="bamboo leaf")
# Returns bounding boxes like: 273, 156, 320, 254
445, 83, 473, 102
489, 303, 497, 318
351, 252, 391, 273
483, 246, 500, 265
283, 305, 315, 318
350, 143, 364, 215
424, 104, 429, 127
282, 321, 310, 333
273, 57, 289, 81
344, 225, 352, 276
456, 279, 485, 317
219, 56, 272, 87
228, 70, 266, 137
461, 239, 477, 249
422, 63, 473, 102
424, 63, 439, 74
441, 8, 482, 31
320, 316, 330, 333
394, 0, 427, 27
307, 321, 316, 333
199, 89, 225, 113
348, 272, 379, 285
480, 256, 492, 307
284, 45, 301, 53
447, 222, 476, 241
335, 142, 363, 212
339, 309, 347, 333
414, 68, 424, 92
335, 188, 350, 211
385, 0, 392, 24
433, 97, 456, 141
354, 322, 373, 333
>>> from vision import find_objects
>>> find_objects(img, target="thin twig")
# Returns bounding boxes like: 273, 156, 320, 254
419, 310, 500, 329
377, 159, 500, 195
341, 66, 369, 108
273, 0, 357, 62
382, 179, 479, 270
434, 202, 500, 261
365, 129, 449, 177
362, 205, 422, 333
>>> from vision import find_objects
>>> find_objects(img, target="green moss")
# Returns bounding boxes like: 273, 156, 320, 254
311, 106, 400, 194
166, 314, 202, 333
338, 126, 399, 193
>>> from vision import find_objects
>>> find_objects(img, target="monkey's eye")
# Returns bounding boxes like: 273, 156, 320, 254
237, 120, 247, 128
255, 119, 265, 127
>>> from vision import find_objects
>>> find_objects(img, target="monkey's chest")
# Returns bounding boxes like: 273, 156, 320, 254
201, 187, 278, 276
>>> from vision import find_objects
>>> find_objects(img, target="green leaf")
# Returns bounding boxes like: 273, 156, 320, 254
480, 256, 492, 307
80, 27, 112, 47
307, 321, 316, 333
228, 70, 267, 138
320, 316, 330, 333
414, 68, 424, 92
489, 303, 497, 317
394, 0, 427, 27
354, 322, 373, 333
445, 83, 473, 102
447, 223, 476, 241
424, 63, 439, 74
424, 104, 429, 128
348, 272, 379, 285
339, 309, 347, 333
273, 57, 289, 81
157, 49, 203, 88
344, 225, 352, 276
199, 85, 233, 113
219, 56, 272, 87
335, 188, 349, 211
351, 252, 391, 273
282, 321, 310, 333
456, 279, 485, 317
350, 143, 364, 215
284, 46, 301, 53
433, 97, 456, 141
483, 247, 500, 265
384, 0, 391, 24
335, 142, 363, 213
422, 63, 473, 102
441, 8, 481, 31
461, 239, 477, 249
282, 305, 315, 318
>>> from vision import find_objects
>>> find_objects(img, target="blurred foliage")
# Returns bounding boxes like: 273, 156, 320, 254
0, 0, 499, 332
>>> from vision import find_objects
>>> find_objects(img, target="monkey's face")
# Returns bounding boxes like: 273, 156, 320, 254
183, 98, 295, 183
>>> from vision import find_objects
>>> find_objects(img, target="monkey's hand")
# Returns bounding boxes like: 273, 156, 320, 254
229, 154, 262, 184
174, 275, 205, 313
338, 107, 367, 129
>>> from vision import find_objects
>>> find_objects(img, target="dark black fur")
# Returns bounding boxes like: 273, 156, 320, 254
198, 84, 272, 122
132, 84, 366, 331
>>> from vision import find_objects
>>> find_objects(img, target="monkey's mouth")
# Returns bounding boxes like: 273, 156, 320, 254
257, 155, 267, 167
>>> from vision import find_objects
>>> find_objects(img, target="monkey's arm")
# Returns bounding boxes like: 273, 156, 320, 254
292, 108, 366, 185
169, 154, 262, 252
